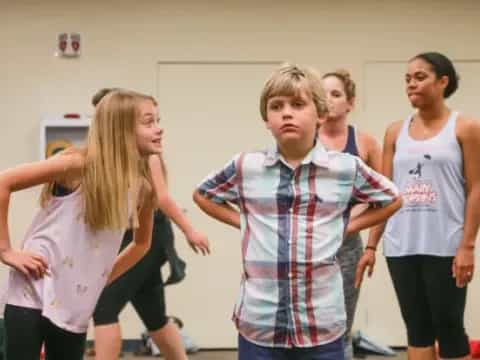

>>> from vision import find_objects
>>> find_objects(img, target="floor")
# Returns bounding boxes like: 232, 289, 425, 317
86, 349, 407, 359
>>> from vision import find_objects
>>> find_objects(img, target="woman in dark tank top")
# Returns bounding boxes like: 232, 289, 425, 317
318, 69, 382, 360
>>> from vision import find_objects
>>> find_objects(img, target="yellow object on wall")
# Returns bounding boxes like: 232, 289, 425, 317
45, 139, 73, 158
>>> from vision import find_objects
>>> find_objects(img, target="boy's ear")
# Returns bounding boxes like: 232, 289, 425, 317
264, 119, 271, 130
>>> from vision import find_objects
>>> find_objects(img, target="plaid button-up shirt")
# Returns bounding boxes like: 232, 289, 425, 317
197, 142, 398, 348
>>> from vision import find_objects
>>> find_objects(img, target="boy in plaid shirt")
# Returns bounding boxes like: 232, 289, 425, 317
194, 64, 402, 360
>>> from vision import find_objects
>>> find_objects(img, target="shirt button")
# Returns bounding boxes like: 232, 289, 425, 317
288, 272, 293, 278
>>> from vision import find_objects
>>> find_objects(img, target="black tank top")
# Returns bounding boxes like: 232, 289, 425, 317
339, 125, 363, 248
342, 125, 359, 157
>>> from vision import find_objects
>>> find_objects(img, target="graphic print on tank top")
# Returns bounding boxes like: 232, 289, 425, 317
384, 111, 464, 256
403, 152, 438, 208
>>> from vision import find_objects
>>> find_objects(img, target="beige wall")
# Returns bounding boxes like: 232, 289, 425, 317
3, 0, 480, 347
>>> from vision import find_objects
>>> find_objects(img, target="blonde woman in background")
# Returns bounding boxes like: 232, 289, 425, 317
319, 69, 382, 360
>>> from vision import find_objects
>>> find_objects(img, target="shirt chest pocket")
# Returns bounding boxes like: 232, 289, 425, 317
289, 191, 344, 218
285, 173, 353, 213
313, 181, 353, 210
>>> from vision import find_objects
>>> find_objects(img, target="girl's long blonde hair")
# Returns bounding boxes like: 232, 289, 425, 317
41, 90, 156, 231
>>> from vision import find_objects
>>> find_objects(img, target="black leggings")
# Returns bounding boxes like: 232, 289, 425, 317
4, 304, 86, 360
93, 213, 172, 331
386, 255, 469, 358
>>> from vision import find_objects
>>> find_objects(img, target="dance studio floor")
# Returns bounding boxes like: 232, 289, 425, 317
86, 349, 407, 359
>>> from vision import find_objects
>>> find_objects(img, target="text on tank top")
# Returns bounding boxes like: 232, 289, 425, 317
383, 111, 465, 257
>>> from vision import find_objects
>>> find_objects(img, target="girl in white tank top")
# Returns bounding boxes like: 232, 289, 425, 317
0, 90, 179, 359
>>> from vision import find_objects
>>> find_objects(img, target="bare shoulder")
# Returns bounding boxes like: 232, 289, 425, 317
386, 120, 403, 137
148, 153, 162, 167
456, 114, 480, 142
148, 154, 165, 178
383, 120, 404, 144
54, 148, 86, 187
355, 130, 382, 169
357, 131, 380, 149
60, 148, 86, 175
64, 148, 86, 168
140, 176, 156, 208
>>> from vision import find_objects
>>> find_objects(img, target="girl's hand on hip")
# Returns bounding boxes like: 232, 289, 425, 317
0, 249, 49, 280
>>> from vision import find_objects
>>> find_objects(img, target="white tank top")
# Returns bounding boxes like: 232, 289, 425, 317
6, 188, 125, 333
384, 111, 465, 257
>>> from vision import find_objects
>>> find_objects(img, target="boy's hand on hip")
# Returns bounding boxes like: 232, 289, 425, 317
0, 249, 49, 280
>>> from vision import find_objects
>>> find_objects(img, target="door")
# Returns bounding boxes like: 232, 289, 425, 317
156, 61, 280, 347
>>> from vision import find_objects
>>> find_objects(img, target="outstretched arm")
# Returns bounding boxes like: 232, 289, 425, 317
149, 155, 209, 254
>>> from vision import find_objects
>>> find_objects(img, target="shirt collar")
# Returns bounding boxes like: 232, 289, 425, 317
264, 139, 330, 168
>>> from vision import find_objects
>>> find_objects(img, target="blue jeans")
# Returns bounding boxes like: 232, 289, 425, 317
238, 334, 345, 360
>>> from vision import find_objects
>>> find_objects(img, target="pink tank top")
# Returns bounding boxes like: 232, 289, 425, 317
6, 188, 125, 333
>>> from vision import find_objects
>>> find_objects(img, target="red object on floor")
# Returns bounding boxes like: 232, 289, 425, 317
471, 339, 480, 358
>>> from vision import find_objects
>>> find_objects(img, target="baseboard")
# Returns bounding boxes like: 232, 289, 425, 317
85, 339, 237, 353
85, 339, 405, 354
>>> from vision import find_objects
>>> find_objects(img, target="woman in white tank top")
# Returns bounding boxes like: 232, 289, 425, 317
359, 52, 480, 360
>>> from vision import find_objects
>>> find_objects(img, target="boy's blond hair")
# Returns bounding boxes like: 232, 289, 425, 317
259, 63, 328, 121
